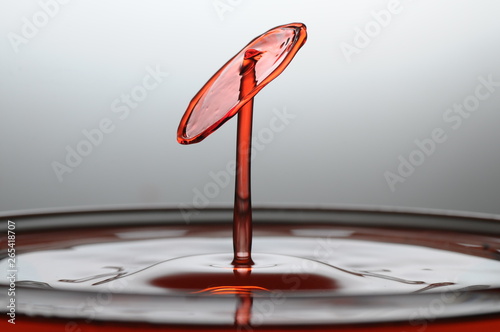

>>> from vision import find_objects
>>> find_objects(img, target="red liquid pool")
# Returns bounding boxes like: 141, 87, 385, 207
1, 208, 500, 331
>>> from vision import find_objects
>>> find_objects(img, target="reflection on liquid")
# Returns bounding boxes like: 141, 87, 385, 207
192, 267, 268, 328
193, 285, 269, 295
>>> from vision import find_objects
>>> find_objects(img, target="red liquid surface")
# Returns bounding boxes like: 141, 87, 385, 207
3, 218, 500, 331
150, 266, 337, 292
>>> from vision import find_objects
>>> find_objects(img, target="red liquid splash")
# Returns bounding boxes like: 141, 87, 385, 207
177, 23, 306, 144
177, 23, 307, 266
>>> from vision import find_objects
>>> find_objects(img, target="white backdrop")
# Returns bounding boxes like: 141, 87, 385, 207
1, 0, 500, 215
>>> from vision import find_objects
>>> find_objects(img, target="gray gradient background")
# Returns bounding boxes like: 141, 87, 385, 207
1, 0, 500, 215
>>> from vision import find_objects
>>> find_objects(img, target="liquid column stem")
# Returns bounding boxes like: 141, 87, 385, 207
232, 51, 260, 266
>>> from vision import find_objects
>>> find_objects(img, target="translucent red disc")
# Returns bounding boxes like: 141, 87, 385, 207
177, 23, 307, 144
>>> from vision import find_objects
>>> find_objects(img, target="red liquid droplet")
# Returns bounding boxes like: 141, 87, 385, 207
177, 23, 307, 267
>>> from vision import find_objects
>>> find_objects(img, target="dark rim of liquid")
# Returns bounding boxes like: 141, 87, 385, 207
3, 205, 500, 234
1, 206, 500, 326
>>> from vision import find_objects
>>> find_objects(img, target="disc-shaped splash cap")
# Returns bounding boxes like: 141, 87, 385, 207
177, 23, 307, 144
